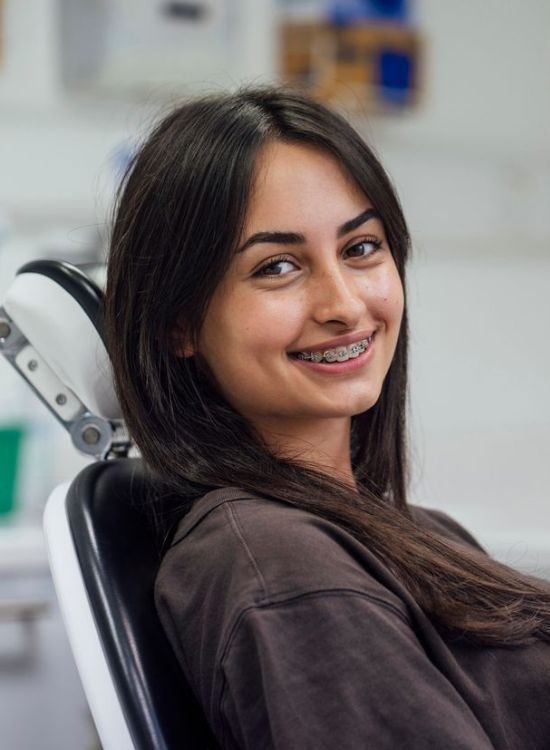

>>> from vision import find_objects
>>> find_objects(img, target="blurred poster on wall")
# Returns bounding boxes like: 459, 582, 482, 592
102, 0, 233, 84
279, 0, 422, 113
60, 0, 276, 95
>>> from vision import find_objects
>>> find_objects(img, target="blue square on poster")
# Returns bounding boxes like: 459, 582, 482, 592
327, 0, 410, 25
377, 48, 413, 104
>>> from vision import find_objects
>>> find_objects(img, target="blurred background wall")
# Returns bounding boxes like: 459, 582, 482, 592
0, 1, 548, 747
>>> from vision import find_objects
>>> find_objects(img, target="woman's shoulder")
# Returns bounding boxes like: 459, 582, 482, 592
155, 486, 408, 619
153, 488, 487, 694
165, 486, 486, 555
409, 504, 487, 554
154, 487, 409, 680
154, 488, 486, 644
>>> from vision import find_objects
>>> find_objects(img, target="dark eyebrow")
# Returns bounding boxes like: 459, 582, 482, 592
237, 231, 304, 254
337, 207, 380, 238
237, 207, 381, 253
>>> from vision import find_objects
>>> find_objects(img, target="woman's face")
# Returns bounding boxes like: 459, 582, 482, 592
185, 141, 404, 440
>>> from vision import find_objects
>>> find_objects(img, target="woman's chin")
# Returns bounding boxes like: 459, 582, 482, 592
313, 394, 381, 419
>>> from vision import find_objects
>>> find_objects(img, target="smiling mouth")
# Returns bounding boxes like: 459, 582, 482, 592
289, 333, 375, 364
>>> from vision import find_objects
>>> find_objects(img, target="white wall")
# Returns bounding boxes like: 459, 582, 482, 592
365, 0, 550, 570
0, 0, 549, 570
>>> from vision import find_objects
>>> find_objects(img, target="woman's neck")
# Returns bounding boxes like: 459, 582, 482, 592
254, 416, 357, 489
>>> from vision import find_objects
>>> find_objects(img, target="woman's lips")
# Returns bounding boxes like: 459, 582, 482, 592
289, 330, 375, 355
289, 333, 376, 375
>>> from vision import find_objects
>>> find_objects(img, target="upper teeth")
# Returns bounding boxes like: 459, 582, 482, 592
296, 336, 373, 362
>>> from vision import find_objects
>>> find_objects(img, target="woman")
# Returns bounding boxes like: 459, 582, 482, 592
105, 86, 550, 749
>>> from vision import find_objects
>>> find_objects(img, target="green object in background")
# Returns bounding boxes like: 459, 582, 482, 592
0, 425, 24, 516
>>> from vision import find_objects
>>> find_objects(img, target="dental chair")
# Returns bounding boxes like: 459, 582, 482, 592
0, 260, 219, 750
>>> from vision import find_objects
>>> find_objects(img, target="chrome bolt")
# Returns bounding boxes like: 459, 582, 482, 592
82, 426, 101, 445
55, 394, 67, 406
27, 359, 38, 371
0, 321, 11, 340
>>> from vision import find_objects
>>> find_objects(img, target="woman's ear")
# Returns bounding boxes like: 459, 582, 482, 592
170, 319, 195, 358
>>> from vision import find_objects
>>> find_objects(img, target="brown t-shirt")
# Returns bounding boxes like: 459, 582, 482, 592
154, 487, 550, 749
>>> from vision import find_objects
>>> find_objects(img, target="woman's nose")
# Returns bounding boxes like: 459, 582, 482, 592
309, 265, 365, 327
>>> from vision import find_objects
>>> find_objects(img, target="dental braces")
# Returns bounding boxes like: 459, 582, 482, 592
296, 337, 371, 363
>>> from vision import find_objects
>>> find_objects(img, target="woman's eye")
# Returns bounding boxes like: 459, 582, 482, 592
346, 238, 383, 258
253, 257, 296, 277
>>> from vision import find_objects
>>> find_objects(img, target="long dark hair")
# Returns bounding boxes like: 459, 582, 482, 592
105, 85, 550, 647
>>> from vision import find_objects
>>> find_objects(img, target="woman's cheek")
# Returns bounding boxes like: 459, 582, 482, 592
254, 294, 306, 344
373, 266, 404, 315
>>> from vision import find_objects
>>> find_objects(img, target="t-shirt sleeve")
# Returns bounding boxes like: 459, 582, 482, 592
217, 591, 493, 750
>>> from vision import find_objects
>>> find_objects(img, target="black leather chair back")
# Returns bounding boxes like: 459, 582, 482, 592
67, 458, 220, 750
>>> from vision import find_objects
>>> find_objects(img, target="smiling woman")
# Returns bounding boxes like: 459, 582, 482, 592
173, 140, 404, 484
104, 86, 550, 749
